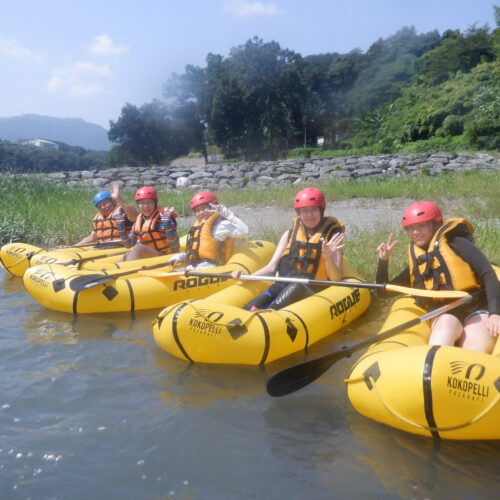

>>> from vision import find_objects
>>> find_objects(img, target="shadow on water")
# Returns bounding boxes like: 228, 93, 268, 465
151, 347, 268, 407
347, 413, 500, 498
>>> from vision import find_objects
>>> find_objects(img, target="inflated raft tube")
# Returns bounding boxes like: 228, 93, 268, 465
1, 236, 189, 276
0, 240, 125, 277
28, 235, 189, 272
152, 258, 371, 365
23, 240, 275, 314
346, 287, 500, 440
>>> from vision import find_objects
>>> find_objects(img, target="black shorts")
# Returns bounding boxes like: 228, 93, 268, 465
442, 295, 488, 324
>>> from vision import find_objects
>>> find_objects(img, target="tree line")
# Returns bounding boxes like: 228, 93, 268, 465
2, 8, 498, 173
109, 11, 498, 166
0, 139, 108, 173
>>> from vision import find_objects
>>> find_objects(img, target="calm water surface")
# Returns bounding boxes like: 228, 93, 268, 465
0, 273, 498, 499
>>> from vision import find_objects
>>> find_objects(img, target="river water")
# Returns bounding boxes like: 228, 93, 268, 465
1, 272, 498, 499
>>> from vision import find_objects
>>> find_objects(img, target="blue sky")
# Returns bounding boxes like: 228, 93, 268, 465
1, 1, 495, 129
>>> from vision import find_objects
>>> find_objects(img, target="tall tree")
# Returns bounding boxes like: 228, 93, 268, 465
108, 101, 191, 166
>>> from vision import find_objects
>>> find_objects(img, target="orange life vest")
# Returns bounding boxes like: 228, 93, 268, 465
185, 213, 235, 266
92, 206, 129, 243
133, 207, 179, 254
278, 216, 345, 280
408, 217, 481, 293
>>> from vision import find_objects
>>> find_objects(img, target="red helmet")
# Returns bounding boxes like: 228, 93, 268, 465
402, 201, 442, 228
190, 191, 218, 210
293, 188, 326, 209
135, 186, 158, 201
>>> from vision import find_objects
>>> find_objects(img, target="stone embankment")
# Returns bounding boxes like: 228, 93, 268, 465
34, 152, 499, 191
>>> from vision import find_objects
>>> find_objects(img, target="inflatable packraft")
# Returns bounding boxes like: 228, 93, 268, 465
23, 240, 275, 314
153, 258, 371, 365
346, 290, 500, 440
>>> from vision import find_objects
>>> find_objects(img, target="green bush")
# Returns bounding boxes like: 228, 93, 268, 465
441, 114, 464, 136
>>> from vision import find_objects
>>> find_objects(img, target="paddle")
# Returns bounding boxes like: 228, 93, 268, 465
24, 239, 125, 260
59, 249, 128, 266
60, 260, 176, 292
266, 290, 482, 397
184, 271, 469, 299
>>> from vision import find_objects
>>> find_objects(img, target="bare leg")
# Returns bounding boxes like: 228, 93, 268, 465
429, 313, 463, 346
122, 243, 161, 261
460, 313, 495, 353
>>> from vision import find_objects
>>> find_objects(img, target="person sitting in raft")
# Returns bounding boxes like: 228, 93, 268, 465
75, 181, 138, 246
232, 187, 345, 311
116, 186, 179, 261
376, 201, 500, 354
168, 190, 249, 271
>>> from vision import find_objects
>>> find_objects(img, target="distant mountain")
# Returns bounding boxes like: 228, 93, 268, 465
0, 114, 112, 151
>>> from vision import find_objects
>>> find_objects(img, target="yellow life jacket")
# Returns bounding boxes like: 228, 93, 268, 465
92, 205, 129, 242
408, 217, 480, 292
133, 207, 179, 254
185, 213, 235, 266
278, 216, 345, 280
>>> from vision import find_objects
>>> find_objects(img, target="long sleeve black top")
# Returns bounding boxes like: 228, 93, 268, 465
376, 236, 500, 315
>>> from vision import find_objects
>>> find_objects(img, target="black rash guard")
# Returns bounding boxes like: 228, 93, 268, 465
376, 236, 500, 315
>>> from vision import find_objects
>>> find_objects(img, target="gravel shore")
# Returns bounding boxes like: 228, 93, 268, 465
178, 197, 414, 237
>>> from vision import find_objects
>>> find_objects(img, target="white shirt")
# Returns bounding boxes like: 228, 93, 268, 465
171, 206, 249, 270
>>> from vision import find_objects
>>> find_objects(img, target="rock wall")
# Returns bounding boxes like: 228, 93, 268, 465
31, 152, 499, 191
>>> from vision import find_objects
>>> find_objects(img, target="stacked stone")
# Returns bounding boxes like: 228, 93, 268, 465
26, 152, 499, 191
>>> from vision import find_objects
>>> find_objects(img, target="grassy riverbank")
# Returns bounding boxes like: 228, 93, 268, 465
1, 170, 498, 278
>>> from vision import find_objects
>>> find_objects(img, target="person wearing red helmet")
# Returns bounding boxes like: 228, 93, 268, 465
376, 201, 500, 353
116, 186, 179, 261
168, 190, 249, 270
75, 181, 138, 246
232, 187, 345, 310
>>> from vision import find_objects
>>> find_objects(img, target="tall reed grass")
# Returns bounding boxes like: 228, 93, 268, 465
1, 171, 497, 272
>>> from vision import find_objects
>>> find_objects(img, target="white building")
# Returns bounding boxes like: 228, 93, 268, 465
21, 138, 59, 150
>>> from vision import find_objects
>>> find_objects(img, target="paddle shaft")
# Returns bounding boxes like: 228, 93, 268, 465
26, 239, 124, 260
62, 249, 127, 265
68, 260, 174, 291
266, 290, 482, 397
62, 239, 124, 249
185, 271, 468, 299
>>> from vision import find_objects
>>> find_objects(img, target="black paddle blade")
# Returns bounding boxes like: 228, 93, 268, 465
266, 350, 348, 397
69, 274, 113, 291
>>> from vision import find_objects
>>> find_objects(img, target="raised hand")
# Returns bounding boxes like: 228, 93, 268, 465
210, 203, 232, 219
322, 232, 345, 258
110, 181, 122, 202
377, 234, 398, 261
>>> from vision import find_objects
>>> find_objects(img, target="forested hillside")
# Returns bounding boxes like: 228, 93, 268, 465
0, 140, 108, 173
2, 8, 498, 172
109, 10, 499, 165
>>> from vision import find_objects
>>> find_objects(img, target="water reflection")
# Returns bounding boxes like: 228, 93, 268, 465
20, 306, 159, 345
152, 348, 268, 407
2, 278, 499, 499
1, 273, 24, 294
347, 413, 500, 498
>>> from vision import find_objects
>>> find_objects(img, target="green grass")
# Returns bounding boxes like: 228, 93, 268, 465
216, 170, 500, 209
1, 171, 498, 271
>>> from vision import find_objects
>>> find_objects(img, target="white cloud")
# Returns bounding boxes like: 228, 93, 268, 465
0, 37, 45, 62
224, 1, 284, 18
47, 61, 112, 97
87, 34, 129, 55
